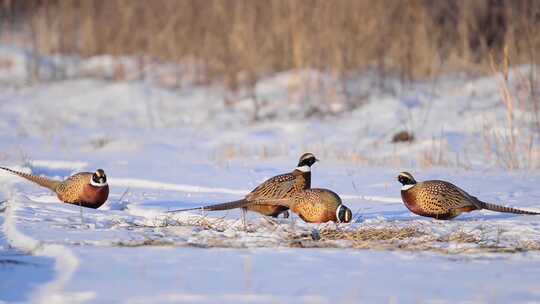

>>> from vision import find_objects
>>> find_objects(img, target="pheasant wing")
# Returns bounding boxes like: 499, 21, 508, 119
249, 197, 294, 208
425, 180, 481, 209
55, 173, 92, 201
245, 173, 296, 201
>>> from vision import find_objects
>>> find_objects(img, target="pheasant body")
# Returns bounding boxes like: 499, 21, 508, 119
251, 188, 352, 223
401, 180, 479, 219
290, 189, 345, 223
56, 173, 109, 208
1, 167, 109, 209
398, 172, 540, 219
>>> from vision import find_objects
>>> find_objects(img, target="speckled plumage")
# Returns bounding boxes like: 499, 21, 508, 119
401, 180, 480, 219
1, 167, 109, 209
169, 153, 318, 217
56, 172, 109, 208
290, 189, 343, 223
398, 172, 540, 219
253, 188, 352, 223
243, 170, 309, 216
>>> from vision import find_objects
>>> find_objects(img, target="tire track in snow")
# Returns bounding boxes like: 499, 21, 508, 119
3, 192, 94, 304
110, 177, 402, 203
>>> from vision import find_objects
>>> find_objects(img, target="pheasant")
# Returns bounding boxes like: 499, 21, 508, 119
251, 188, 353, 223
397, 171, 540, 219
1, 166, 109, 209
168, 152, 319, 217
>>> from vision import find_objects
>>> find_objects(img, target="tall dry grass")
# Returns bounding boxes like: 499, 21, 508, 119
2, 1, 540, 168
1, 0, 540, 88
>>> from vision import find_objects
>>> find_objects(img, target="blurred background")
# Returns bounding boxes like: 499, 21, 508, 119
0, 0, 539, 169
2, 1, 539, 85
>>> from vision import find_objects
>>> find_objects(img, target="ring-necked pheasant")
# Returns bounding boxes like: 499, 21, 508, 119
397, 171, 540, 219
168, 152, 319, 218
0, 166, 109, 209
251, 188, 353, 223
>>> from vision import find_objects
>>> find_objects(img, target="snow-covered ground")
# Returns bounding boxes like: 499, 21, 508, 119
1, 46, 540, 303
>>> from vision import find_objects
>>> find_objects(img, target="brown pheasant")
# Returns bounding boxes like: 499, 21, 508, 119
1, 166, 109, 209
397, 172, 540, 219
252, 188, 353, 223
168, 152, 319, 217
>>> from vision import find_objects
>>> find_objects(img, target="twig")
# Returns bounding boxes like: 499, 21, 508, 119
116, 187, 130, 204
352, 208, 363, 223
350, 179, 359, 194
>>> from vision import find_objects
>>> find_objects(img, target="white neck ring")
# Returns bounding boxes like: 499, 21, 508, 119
295, 165, 310, 172
401, 184, 415, 191
90, 179, 108, 187
336, 204, 342, 223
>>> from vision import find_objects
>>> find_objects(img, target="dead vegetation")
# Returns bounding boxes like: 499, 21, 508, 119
309, 224, 540, 254
181, 215, 232, 232
320, 225, 425, 244
111, 239, 176, 248
1, 1, 539, 170
114, 216, 540, 254
2, 1, 540, 87
482, 46, 540, 169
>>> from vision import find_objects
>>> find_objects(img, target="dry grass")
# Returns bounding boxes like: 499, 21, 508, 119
308, 225, 429, 250
183, 215, 232, 232
111, 238, 175, 248
2, 1, 540, 88
134, 213, 234, 232
321, 225, 424, 243
2, 1, 539, 171
104, 215, 540, 254
483, 46, 540, 170
289, 224, 540, 254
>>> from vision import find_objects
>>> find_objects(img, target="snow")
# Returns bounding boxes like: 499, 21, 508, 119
0, 215, 55, 303
1, 45, 540, 303
3, 194, 91, 303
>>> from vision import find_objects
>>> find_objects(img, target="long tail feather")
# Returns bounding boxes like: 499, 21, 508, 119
168, 199, 248, 213
478, 201, 540, 215
0, 166, 60, 192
